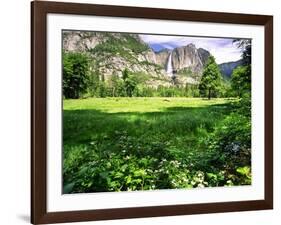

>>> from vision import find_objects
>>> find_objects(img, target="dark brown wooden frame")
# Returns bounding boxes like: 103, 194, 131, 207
31, 1, 273, 224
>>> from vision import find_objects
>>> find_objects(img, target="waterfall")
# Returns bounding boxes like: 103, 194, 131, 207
166, 53, 173, 76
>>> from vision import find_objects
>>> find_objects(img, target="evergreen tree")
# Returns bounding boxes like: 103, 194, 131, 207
231, 65, 251, 97
199, 56, 222, 99
122, 68, 129, 81
63, 52, 89, 99
122, 68, 137, 97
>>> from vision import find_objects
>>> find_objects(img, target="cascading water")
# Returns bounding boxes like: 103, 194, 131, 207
166, 53, 173, 76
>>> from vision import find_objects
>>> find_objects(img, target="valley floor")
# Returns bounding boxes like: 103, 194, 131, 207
63, 97, 247, 193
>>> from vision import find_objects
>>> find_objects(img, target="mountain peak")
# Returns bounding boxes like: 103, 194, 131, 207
170, 44, 210, 74
63, 31, 213, 86
219, 59, 243, 79
186, 43, 196, 48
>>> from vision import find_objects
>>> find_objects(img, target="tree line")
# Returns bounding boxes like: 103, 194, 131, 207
63, 40, 251, 99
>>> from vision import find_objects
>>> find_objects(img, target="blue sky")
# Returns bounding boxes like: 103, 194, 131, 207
139, 34, 246, 64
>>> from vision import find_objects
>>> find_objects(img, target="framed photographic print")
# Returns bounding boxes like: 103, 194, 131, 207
31, 1, 273, 224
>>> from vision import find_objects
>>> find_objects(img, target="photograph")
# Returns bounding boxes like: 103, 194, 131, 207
62, 30, 252, 194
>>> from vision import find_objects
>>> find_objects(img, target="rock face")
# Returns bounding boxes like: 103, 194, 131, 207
198, 48, 211, 66
219, 59, 243, 79
63, 31, 220, 87
63, 31, 169, 85
171, 44, 210, 74
155, 49, 170, 68
63, 31, 105, 52
143, 49, 158, 64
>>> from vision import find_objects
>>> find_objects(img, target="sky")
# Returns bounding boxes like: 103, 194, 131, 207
139, 34, 246, 64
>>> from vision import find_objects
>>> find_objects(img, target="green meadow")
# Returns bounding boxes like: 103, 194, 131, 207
63, 97, 251, 193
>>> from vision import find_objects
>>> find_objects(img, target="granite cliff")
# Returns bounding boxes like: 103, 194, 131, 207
63, 31, 239, 87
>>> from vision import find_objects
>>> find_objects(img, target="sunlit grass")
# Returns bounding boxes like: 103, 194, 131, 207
64, 97, 233, 113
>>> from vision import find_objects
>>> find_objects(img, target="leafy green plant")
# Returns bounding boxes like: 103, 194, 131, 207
236, 166, 251, 185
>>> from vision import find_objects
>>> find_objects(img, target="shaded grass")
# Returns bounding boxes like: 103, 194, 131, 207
63, 97, 236, 192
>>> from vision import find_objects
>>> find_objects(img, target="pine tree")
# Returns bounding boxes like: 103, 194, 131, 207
63, 52, 89, 99
199, 56, 222, 99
